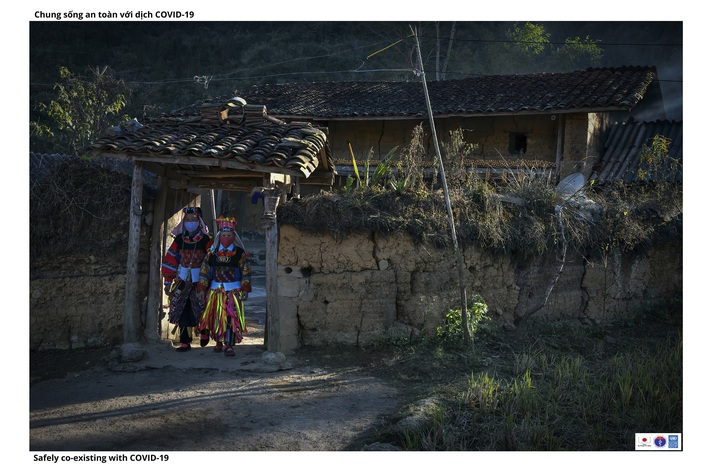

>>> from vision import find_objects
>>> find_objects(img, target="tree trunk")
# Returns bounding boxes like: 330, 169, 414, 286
441, 22, 456, 80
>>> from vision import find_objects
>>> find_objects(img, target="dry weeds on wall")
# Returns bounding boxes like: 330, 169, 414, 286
278, 180, 682, 262
280, 126, 681, 260
30, 154, 157, 262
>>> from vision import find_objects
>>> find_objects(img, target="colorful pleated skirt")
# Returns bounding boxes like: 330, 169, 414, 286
199, 287, 247, 345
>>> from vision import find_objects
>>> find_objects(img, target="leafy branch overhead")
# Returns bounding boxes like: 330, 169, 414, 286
31, 66, 130, 155
505, 22, 604, 72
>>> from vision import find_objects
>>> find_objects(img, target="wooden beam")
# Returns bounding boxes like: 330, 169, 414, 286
303, 171, 335, 187
123, 160, 144, 343
95, 151, 308, 178
167, 178, 264, 192
175, 171, 265, 179
139, 161, 166, 176
555, 114, 566, 181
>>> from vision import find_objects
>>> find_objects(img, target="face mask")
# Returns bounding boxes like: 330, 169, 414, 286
219, 235, 235, 248
184, 221, 199, 233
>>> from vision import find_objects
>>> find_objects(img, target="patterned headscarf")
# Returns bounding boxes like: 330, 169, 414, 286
171, 206, 211, 237
210, 215, 246, 252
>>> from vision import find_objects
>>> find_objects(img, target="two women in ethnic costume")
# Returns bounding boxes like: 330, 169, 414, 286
162, 209, 251, 354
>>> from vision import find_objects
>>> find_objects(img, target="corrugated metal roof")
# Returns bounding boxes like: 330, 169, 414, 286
223, 66, 657, 119
590, 120, 682, 185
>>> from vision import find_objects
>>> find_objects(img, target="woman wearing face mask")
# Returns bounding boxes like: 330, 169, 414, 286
197, 216, 252, 357
161, 207, 214, 352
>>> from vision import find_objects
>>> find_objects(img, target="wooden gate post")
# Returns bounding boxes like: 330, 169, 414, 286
123, 160, 144, 343
262, 185, 285, 352
144, 175, 168, 342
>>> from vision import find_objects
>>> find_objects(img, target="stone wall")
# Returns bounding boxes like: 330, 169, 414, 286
276, 224, 682, 350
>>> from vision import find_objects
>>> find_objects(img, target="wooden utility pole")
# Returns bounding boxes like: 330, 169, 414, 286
412, 26, 471, 346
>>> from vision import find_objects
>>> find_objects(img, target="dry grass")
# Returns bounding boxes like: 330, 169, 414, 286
278, 179, 682, 260
33, 128, 682, 264
281, 125, 682, 259
30, 156, 151, 259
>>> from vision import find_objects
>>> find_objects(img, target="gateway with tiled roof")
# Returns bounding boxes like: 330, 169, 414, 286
89, 97, 335, 190
87, 97, 337, 348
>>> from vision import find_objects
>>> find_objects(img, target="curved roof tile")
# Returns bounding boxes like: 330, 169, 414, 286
227, 67, 656, 118
89, 100, 333, 179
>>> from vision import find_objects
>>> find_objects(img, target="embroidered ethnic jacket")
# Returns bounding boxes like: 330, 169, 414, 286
197, 245, 252, 294
161, 231, 214, 288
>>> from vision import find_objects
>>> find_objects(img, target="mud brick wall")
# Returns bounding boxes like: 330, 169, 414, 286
276, 225, 682, 350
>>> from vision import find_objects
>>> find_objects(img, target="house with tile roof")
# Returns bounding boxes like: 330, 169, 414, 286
232, 66, 665, 183
81, 66, 675, 352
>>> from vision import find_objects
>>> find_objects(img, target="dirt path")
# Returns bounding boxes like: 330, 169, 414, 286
30, 246, 408, 453
30, 339, 402, 452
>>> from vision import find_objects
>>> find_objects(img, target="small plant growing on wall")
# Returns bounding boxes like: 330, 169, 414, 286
636, 134, 682, 214
342, 145, 398, 192
437, 293, 490, 347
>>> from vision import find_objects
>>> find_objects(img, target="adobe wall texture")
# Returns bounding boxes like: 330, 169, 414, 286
29, 255, 150, 351
276, 225, 682, 350
29, 223, 681, 352
30, 211, 155, 351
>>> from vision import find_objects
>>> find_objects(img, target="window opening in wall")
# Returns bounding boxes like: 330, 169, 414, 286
509, 132, 528, 154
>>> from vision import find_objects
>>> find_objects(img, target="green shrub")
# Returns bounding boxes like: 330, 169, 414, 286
436, 294, 490, 346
